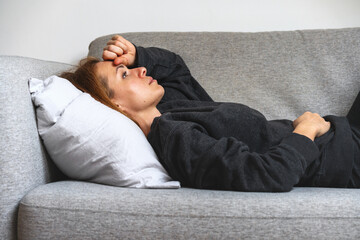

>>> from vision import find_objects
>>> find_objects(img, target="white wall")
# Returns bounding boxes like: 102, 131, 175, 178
1, 0, 359, 65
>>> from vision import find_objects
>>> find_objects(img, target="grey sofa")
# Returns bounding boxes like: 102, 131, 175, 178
1, 28, 360, 240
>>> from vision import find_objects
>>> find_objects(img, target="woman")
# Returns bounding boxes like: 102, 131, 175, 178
61, 35, 360, 192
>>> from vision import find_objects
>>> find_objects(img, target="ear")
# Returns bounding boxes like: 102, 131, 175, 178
111, 100, 131, 115
116, 104, 127, 113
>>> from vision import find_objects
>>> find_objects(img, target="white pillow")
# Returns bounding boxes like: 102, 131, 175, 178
29, 75, 180, 189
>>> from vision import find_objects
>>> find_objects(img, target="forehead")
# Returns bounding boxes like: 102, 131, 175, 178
95, 61, 115, 76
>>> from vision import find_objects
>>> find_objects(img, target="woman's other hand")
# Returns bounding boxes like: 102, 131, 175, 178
102, 35, 136, 67
293, 112, 331, 141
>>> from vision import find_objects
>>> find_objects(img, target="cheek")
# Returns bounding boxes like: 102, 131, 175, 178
121, 83, 147, 105
127, 83, 146, 100
113, 81, 138, 97
114, 81, 162, 109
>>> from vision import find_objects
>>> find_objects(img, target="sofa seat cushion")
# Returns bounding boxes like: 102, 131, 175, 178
18, 181, 360, 239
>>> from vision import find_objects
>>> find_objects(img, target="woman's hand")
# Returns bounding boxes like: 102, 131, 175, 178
102, 35, 136, 67
293, 112, 331, 141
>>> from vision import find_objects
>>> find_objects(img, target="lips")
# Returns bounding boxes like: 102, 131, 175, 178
148, 77, 157, 85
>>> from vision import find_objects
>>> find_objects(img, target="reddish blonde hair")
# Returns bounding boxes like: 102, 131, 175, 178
60, 57, 132, 120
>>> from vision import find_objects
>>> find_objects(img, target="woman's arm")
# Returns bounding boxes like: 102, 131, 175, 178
150, 120, 320, 192
103, 35, 213, 102
152, 112, 330, 192
135, 46, 213, 102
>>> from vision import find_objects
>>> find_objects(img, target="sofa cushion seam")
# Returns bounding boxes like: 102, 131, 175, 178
19, 203, 360, 220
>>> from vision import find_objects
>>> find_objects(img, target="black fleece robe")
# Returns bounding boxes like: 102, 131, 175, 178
134, 46, 359, 192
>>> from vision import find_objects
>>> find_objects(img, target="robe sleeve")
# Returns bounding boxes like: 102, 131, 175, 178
135, 46, 213, 102
152, 120, 320, 192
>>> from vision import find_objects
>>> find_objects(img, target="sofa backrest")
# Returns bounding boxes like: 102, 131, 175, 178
89, 28, 360, 120
0, 56, 71, 240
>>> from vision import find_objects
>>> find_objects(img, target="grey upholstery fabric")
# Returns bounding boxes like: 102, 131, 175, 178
1, 28, 360, 240
0, 56, 70, 240
18, 181, 360, 240
89, 29, 360, 120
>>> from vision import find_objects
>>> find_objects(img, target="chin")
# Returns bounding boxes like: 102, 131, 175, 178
156, 87, 165, 104
157, 86, 165, 97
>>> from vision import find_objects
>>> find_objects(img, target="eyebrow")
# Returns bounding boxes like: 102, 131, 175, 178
116, 64, 125, 73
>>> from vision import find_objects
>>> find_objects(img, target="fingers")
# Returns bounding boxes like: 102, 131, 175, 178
317, 119, 331, 137
103, 44, 125, 56
102, 35, 136, 66
108, 35, 130, 53
102, 44, 125, 61
102, 49, 117, 61
293, 111, 320, 127
106, 40, 129, 53
114, 56, 129, 66
293, 111, 331, 139
102, 35, 128, 61
111, 35, 130, 45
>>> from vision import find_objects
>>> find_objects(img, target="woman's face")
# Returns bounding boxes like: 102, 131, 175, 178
95, 61, 164, 113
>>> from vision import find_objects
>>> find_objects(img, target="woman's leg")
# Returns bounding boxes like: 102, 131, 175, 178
348, 126, 360, 188
347, 90, 360, 127
347, 91, 360, 187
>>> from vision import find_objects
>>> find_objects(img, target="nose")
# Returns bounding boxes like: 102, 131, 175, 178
135, 67, 147, 77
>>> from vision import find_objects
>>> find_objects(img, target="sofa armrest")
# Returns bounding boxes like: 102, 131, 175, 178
0, 56, 71, 239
